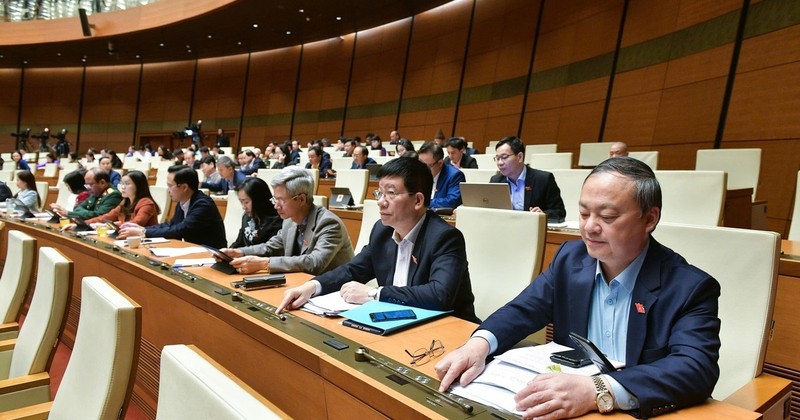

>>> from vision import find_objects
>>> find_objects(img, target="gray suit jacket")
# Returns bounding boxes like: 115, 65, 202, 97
238, 204, 354, 275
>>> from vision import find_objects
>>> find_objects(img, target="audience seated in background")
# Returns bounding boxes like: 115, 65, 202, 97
62, 169, 90, 209
99, 156, 121, 188
369, 135, 387, 156
239, 149, 266, 176
86, 170, 159, 228
13, 170, 41, 214
490, 136, 566, 220
418, 142, 465, 209
119, 166, 226, 248
51, 168, 122, 220
272, 144, 293, 169
230, 177, 283, 248
350, 145, 377, 169
277, 157, 478, 322
436, 157, 721, 418
305, 146, 334, 179
444, 137, 478, 169
220, 166, 354, 275
609, 141, 629, 158
343, 138, 357, 158
11, 151, 30, 171
199, 155, 221, 184
201, 155, 245, 195
395, 139, 415, 156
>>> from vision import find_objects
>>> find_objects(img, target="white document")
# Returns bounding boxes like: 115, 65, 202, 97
301, 291, 360, 316
148, 246, 208, 257
173, 258, 216, 268
112, 237, 169, 247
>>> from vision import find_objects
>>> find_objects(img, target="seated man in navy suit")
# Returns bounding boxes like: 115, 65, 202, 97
119, 166, 226, 249
417, 141, 465, 209
435, 157, 721, 418
277, 157, 478, 322
201, 155, 245, 195
350, 145, 377, 169
490, 136, 566, 220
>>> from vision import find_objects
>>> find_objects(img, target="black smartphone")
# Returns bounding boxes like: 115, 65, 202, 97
369, 309, 417, 322
550, 349, 592, 368
202, 245, 233, 262
569, 332, 617, 374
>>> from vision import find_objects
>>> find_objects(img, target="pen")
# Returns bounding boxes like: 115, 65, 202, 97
173, 263, 207, 268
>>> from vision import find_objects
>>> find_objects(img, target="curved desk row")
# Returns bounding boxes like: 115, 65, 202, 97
0, 217, 762, 419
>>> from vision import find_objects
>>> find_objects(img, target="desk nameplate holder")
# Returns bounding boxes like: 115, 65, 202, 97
7, 217, 512, 419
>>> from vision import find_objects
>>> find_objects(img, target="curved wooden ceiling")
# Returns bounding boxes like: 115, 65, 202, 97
0, 0, 450, 68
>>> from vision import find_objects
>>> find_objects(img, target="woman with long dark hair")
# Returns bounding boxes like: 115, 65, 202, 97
87, 170, 159, 226
230, 177, 282, 248
14, 170, 41, 213
271, 144, 292, 169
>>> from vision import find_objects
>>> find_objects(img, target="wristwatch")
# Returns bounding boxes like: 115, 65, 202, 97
367, 287, 378, 300
592, 376, 615, 414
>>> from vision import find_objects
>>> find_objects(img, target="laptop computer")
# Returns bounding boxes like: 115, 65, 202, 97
366, 163, 382, 181
329, 187, 355, 208
459, 182, 513, 210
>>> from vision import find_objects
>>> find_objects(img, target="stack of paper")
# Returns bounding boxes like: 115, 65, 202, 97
301, 291, 360, 316
148, 246, 208, 257
450, 342, 624, 415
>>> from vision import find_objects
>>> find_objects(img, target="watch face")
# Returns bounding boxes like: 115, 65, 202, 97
597, 393, 614, 413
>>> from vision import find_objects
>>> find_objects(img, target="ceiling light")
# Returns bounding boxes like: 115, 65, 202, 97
57, 52, 62, 56
186, 44, 191, 49
252, 23, 259, 28
237, 41, 243, 46
305, 17, 310, 22
299, 9, 304, 13
336, 16, 342, 21
23, 60, 28, 64
187, 49, 192, 53
207, 35, 212, 39
286, 31, 292, 35
135, 54, 141, 59
159, 43, 165, 47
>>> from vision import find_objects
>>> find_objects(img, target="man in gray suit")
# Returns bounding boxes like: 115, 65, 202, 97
221, 166, 354, 275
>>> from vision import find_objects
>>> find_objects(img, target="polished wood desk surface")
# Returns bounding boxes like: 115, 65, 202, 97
0, 217, 763, 419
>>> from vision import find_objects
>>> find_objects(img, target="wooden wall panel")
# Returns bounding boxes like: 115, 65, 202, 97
675, 0, 742, 30
138, 61, 194, 136
193, 54, 247, 145
398, 0, 471, 139
80, 64, 140, 152
0, 69, 21, 146
241, 47, 301, 143
344, 19, 410, 139
293, 37, 354, 142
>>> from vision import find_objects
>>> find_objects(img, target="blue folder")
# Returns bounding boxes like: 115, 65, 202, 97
340, 301, 451, 336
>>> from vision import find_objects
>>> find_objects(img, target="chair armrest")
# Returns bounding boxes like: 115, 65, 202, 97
0, 373, 49, 396
0, 401, 52, 420
0, 339, 15, 353
0, 373, 50, 413
723, 373, 792, 413
0, 323, 19, 334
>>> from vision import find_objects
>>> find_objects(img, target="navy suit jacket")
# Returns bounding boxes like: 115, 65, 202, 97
201, 170, 246, 195
306, 160, 333, 178
481, 237, 721, 418
145, 190, 226, 249
432, 163, 466, 209
444, 153, 478, 169
490, 166, 566, 219
315, 210, 478, 322
350, 158, 377, 169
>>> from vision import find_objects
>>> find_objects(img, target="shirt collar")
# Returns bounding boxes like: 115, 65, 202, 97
392, 213, 426, 246
509, 165, 526, 184
595, 241, 650, 292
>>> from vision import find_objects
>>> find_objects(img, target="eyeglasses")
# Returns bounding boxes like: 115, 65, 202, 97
493, 154, 517, 162
373, 190, 415, 201
405, 340, 444, 366
270, 194, 301, 206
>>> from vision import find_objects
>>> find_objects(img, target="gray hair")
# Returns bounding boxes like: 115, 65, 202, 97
271, 166, 314, 205
216, 155, 236, 169
586, 157, 661, 218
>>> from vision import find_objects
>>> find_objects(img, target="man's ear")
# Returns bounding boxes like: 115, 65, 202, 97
645, 207, 660, 233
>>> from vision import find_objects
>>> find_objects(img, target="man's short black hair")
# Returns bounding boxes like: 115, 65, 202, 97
418, 141, 444, 161
199, 155, 216, 166
169, 165, 199, 191
496, 136, 525, 156
377, 157, 433, 207
199, 146, 210, 154
447, 137, 467, 150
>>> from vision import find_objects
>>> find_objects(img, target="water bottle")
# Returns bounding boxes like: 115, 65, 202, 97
6, 198, 15, 217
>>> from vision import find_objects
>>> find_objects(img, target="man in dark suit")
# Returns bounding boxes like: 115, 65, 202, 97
201, 155, 246, 195
118, 166, 226, 249
436, 157, 721, 418
444, 137, 478, 169
238, 149, 266, 176
418, 142, 465, 209
277, 157, 478, 322
489, 136, 566, 220
350, 145, 376, 169
215, 128, 230, 147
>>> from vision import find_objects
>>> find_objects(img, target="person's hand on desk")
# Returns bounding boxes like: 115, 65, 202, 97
276, 282, 317, 314
49, 203, 66, 217
529, 206, 543, 213
339, 281, 373, 304
513, 373, 596, 419
59, 223, 76, 232
230, 255, 268, 274
118, 222, 145, 240
219, 248, 244, 259
435, 337, 490, 392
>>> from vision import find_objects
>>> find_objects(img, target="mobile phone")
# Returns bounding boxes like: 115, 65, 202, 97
569, 332, 617, 374
550, 349, 592, 368
104, 221, 119, 233
230, 274, 286, 291
369, 309, 417, 322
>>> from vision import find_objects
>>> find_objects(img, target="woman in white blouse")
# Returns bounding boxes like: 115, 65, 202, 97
14, 170, 41, 213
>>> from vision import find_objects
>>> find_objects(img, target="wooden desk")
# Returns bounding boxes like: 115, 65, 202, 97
0, 218, 761, 420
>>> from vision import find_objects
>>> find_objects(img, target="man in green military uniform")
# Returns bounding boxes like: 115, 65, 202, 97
51, 168, 122, 219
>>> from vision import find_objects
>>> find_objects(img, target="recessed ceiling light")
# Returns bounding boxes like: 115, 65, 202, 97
299, 9, 304, 13
286, 31, 291, 35
23, 60, 28, 64
305, 17, 310, 22
252, 23, 259, 28
336, 16, 342, 21
56, 52, 62, 56
186, 45, 191, 49
237, 41, 243, 46
0, 55, 4, 59
187, 49, 192, 53
207, 35, 212, 39
80, 58, 85, 62
159, 43, 165, 47
135, 54, 141, 59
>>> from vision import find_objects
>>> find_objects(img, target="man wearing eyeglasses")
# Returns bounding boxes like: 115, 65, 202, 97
219, 166, 354, 275
118, 166, 226, 248
417, 141, 466, 209
489, 136, 566, 221
276, 157, 478, 322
